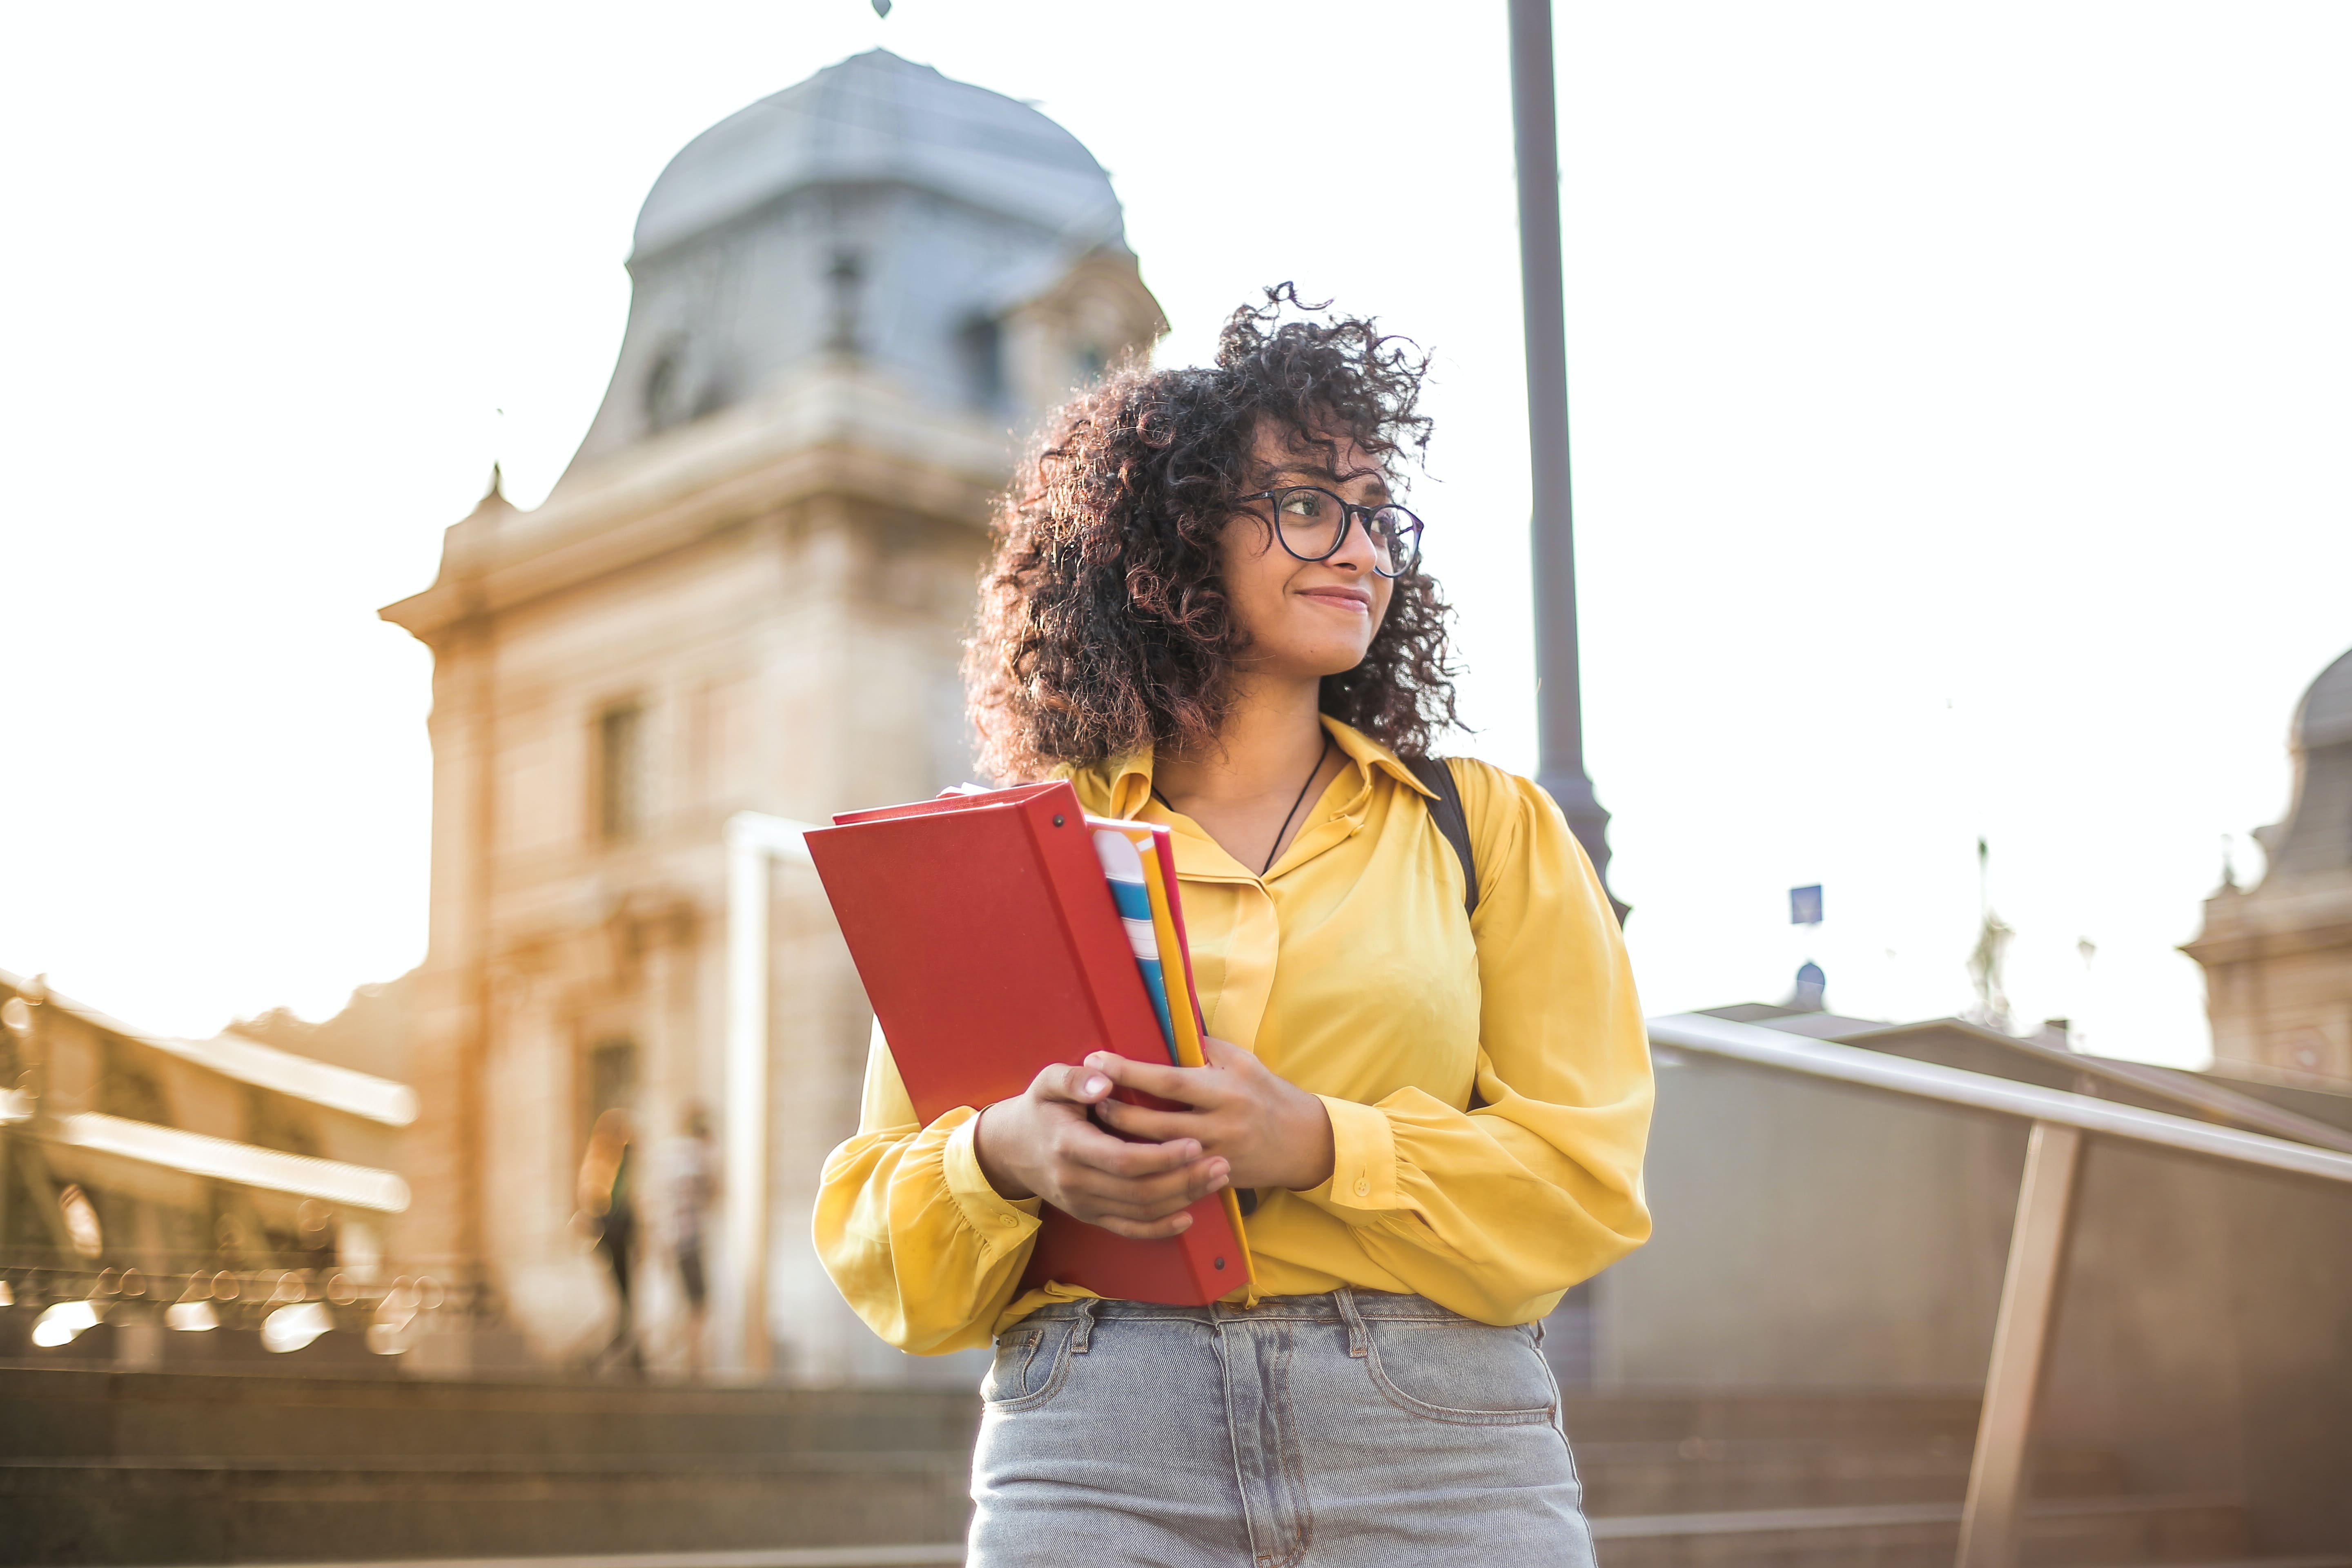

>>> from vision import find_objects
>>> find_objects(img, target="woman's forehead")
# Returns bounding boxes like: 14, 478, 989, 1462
1250, 423, 1390, 488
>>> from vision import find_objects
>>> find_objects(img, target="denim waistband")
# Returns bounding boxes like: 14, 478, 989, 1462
1020, 1288, 1474, 1327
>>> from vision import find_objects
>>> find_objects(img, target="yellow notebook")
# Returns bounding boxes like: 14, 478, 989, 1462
1133, 834, 1257, 1290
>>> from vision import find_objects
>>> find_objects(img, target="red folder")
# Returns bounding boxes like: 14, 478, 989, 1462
805, 780, 1249, 1305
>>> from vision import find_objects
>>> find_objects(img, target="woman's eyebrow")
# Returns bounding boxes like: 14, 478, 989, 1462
1270, 464, 1393, 498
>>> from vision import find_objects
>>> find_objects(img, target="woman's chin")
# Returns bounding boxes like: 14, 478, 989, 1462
1288, 646, 1377, 681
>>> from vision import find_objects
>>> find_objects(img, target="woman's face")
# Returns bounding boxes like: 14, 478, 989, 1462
1218, 423, 1395, 682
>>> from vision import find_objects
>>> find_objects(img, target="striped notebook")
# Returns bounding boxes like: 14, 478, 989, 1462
1087, 815, 1252, 1277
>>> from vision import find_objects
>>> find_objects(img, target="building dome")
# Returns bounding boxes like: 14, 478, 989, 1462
2247, 639, 2352, 882
552, 48, 1157, 493
633, 49, 1125, 260
2292, 644, 2352, 752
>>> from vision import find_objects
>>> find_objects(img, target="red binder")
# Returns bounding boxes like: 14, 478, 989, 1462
805, 780, 1250, 1306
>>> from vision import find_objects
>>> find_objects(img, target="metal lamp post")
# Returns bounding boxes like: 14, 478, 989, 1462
1509, 0, 1625, 920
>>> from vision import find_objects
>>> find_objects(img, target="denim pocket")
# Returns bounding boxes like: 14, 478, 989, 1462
1362, 1318, 1557, 1425
981, 1319, 1074, 1411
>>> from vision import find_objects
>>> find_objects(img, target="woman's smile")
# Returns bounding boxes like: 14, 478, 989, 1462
1297, 584, 1374, 614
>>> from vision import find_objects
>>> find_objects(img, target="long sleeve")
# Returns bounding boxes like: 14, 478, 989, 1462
1290, 763, 1654, 1324
813, 1023, 1045, 1354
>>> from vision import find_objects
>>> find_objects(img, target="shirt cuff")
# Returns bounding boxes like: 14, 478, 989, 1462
943, 1111, 1044, 1253
1307, 1095, 1401, 1214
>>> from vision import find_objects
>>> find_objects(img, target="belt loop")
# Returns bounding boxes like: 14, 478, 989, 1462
1069, 1298, 1098, 1355
1335, 1286, 1369, 1359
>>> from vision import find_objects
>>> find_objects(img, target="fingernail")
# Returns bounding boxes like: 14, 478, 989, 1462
1084, 1076, 1108, 1095
1171, 1214, 1192, 1232
1209, 1174, 1229, 1192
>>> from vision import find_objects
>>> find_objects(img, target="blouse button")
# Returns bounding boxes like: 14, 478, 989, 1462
1353, 1178, 1370, 1197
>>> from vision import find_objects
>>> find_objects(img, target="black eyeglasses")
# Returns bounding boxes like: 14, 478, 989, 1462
1236, 486, 1425, 578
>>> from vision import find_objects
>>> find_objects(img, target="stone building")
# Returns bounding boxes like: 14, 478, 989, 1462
2186, 642, 2352, 1090
379, 49, 1164, 1380
0, 967, 418, 1368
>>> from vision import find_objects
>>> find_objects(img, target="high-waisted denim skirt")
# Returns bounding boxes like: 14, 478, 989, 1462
969, 1289, 1596, 1567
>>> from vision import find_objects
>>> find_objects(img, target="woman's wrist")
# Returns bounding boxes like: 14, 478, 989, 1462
971, 1101, 1038, 1202
1276, 1087, 1337, 1192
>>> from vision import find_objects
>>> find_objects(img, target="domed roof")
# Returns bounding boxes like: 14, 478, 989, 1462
632, 49, 1125, 259
2293, 644, 2352, 751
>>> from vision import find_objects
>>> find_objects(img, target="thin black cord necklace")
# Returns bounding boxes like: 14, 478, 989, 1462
1153, 735, 1333, 876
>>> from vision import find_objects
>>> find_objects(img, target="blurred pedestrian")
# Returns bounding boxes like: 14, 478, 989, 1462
576, 1107, 641, 1374
651, 1102, 719, 1378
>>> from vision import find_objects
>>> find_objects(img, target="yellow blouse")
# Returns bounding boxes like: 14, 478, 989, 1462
814, 717, 1653, 1354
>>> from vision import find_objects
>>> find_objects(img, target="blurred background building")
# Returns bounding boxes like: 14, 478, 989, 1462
2188, 645, 2352, 1091
0, 968, 421, 1368
376, 49, 1161, 1381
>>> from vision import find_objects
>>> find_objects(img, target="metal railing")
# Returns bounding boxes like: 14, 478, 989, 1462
0, 1258, 478, 1357
1649, 1013, 2352, 1184
1646, 1011, 2352, 1568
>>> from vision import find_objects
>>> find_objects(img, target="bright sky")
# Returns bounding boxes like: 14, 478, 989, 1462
5, 3, 2348, 1066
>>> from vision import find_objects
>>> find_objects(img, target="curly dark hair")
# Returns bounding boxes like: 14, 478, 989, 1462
965, 285, 1462, 782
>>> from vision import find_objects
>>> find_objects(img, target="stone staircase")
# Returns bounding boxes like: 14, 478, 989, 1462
1564, 1390, 2338, 1568
2, 1365, 2342, 1567
0, 1366, 976, 1566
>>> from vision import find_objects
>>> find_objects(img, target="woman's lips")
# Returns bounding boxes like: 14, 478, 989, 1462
1298, 587, 1373, 612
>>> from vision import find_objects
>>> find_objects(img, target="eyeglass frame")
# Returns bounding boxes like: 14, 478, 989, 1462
1234, 486, 1426, 578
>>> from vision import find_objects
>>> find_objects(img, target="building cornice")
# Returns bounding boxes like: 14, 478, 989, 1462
2183, 874, 2352, 967
381, 363, 1013, 645
0, 966, 416, 1127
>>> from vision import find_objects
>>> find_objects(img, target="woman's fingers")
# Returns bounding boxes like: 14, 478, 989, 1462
1198, 1036, 1251, 1069
1088, 1209, 1195, 1240
1091, 1098, 1198, 1144
1030, 1061, 1114, 1106
1061, 1167, 1224, 1226
1085, 1050, 1220, 1107
1056, 1118, 1201, 1177
1060, 1156, 1228, 1211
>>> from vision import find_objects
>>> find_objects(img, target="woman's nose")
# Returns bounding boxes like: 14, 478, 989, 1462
1328, 512, 1376, 571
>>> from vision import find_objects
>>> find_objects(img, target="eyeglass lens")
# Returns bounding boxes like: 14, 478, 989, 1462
1270, 488, 1421, 576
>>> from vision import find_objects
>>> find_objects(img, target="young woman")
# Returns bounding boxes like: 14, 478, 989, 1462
817, 289, 1653, 1566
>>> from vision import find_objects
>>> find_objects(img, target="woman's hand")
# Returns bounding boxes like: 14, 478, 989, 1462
1090, 1038, 1337, 1194
972, 1062, 1233, 1239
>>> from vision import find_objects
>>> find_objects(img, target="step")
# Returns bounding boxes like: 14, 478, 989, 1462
2018, 1493, 2252, 1568
1583, 1494, 2271, 1568
118, 1555, 971, 1568
1562, 1388, 1982, 1446
0, 1454, 973, 1567
0, 1366, 982, 1462
82, 1552, 2352, 1568
1575, 1435, 1971, 1514
1572, 1432, 2122, 1517
1590, 1501, 1964, 1568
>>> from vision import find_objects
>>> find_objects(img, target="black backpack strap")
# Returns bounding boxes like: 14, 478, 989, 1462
1404, 756, 1479, 919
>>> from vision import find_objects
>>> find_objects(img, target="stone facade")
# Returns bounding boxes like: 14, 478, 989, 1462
380, 50, 1163, 1380
2186, 643, 2352, 1090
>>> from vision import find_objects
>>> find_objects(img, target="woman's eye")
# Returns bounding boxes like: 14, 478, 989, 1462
1279, 492, 1323, 519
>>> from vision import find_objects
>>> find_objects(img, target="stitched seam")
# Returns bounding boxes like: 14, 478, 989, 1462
1531, 1323, 1583, 1467
981, 1323, 1076, 1413
1360, 1335, 1555, 1426
1213, 1318, 1276, 1568
978, 1329, 1038, 1405
1270, 1322, 1312, 1568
